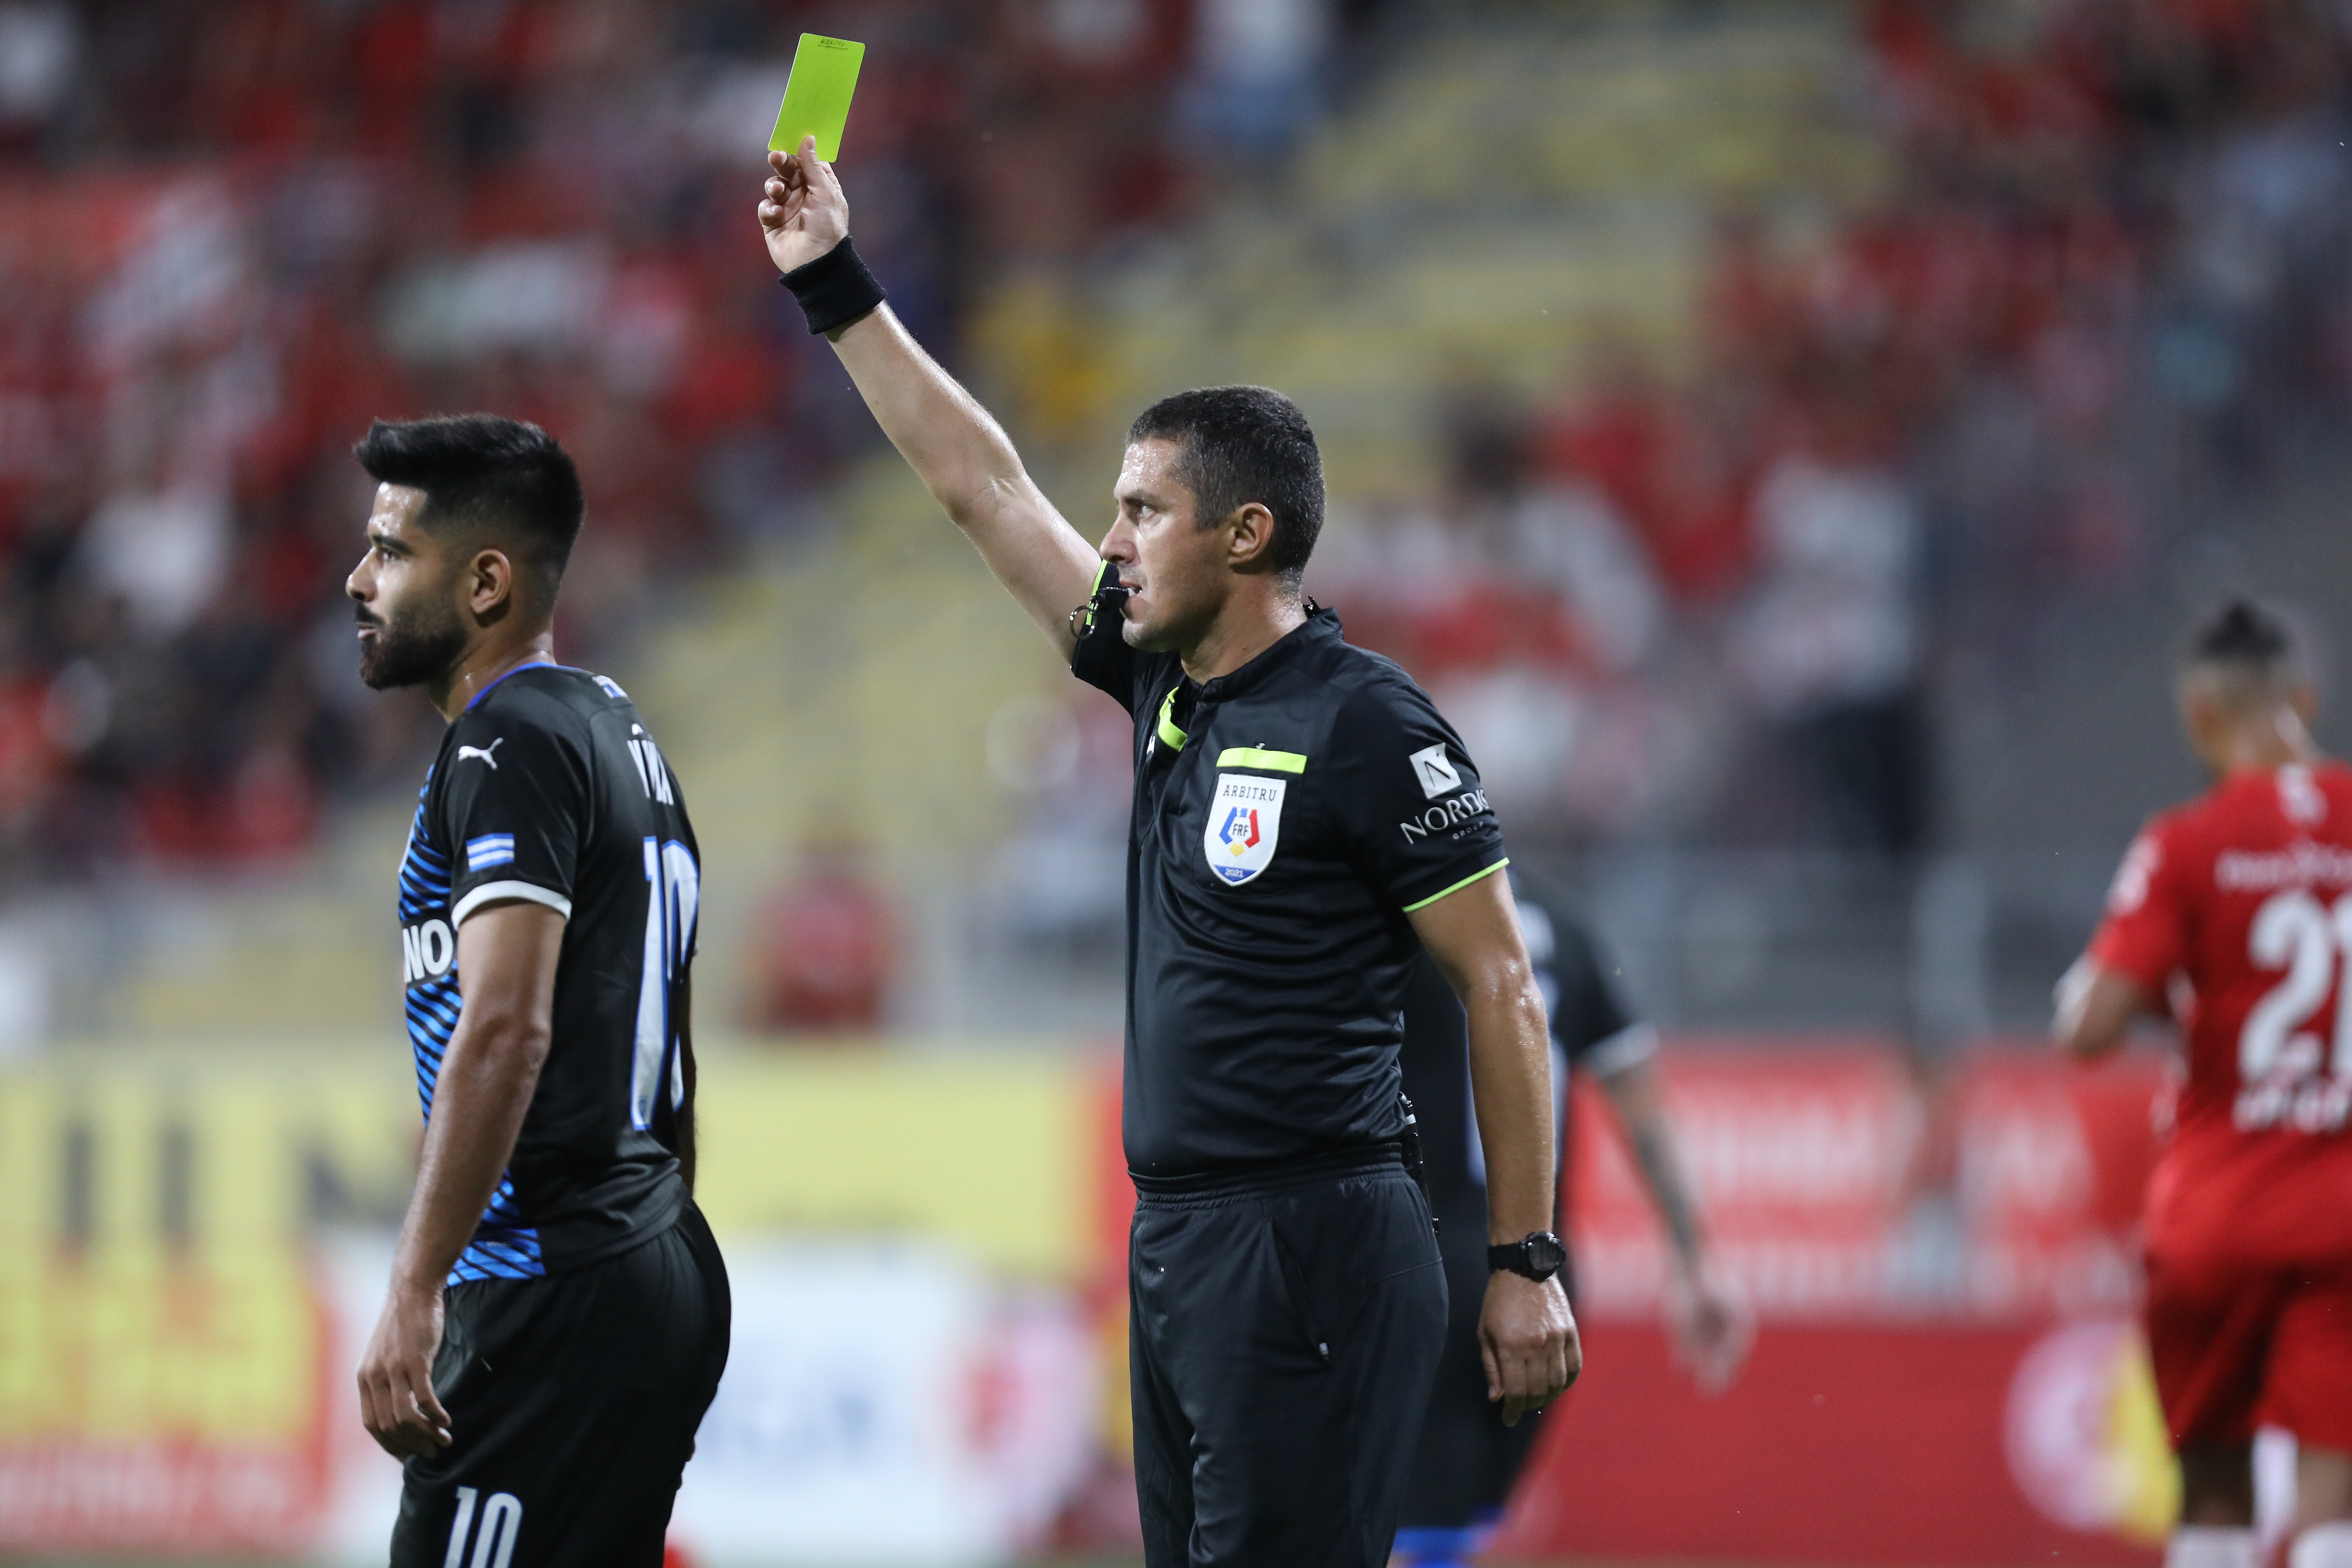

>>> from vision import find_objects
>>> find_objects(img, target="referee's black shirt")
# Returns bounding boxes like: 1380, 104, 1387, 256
1073, 592, 1508, 1181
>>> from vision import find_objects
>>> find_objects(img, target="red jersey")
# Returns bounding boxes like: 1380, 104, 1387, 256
2090, 761, 2352, 1267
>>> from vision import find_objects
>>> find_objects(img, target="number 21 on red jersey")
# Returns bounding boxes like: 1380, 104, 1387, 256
2237, 887, 2352, 1132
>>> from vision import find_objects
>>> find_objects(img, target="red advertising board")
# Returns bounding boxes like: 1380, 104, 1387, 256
1497, 1040, 2178, 1563
1568, 1040, 2168, 1321
1570, 1043, 1924, 1319
1492, 1317, 2169, 1565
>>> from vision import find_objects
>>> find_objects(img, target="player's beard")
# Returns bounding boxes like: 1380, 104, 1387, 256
357, 594, 467, 691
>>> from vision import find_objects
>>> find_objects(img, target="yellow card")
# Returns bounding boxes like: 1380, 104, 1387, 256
768, 34, 864, 159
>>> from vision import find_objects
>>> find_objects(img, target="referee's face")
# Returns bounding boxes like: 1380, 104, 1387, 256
1105, 438, 1226, 652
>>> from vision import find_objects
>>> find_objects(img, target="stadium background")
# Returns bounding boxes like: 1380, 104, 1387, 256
0, 0, 2345, 1560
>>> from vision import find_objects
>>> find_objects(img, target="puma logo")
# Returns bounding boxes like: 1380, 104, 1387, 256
457, 738, 505, 769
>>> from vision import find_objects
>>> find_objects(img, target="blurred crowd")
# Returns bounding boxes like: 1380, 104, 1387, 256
1317, 0, 2352, 855
3, 0, 2346, 887
0, 0, 1294, 880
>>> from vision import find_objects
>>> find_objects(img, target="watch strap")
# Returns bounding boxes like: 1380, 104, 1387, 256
1488, 1231, 1565, 1281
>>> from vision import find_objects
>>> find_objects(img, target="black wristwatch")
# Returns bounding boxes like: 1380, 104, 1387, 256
1489, 1231, 1567, 1282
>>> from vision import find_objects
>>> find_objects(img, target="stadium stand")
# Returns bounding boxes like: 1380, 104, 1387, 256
5, 0, 2352, 1042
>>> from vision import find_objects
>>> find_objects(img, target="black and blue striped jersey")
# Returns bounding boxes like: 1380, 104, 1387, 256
397, 663, 699, 1284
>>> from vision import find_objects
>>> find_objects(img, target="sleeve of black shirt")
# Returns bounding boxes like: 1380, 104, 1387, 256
1068, 563, 1144, 715
1325, 674, 1508, 910
437, 706, 589, 928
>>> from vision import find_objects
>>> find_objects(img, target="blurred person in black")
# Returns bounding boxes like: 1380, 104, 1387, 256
1393, 872, 1748, 1567
345, 416, 727, 1567
760, 142, 1576, 1567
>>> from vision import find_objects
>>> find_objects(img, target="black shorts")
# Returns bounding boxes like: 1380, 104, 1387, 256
389, 1202, 730, 1568
1129, 1155, 1447, 1568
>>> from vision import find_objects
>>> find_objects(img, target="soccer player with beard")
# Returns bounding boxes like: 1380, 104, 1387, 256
345, 415, 728, 1567
2060, 600, 2352, 1568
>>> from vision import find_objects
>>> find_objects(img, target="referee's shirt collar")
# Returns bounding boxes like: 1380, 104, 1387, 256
1191, 601, 1339, 705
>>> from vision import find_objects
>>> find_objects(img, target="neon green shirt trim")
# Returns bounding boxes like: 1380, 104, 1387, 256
1401, 858, 1510, 913
1216, 747, 1307, 774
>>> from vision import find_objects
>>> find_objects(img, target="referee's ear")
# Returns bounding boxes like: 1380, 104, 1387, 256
1222, 501, 1281, 573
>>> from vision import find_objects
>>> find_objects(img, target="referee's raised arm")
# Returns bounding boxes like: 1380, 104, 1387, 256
760, 138, 1098, 655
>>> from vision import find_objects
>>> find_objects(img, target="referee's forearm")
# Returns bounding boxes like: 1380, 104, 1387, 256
827, 305, 1028, 524
1464, 977, 1559, 1243
393, 1017, 547, 1291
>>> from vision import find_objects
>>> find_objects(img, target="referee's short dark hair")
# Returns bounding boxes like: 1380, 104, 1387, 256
1128, 386, 1325, 583
354, 414, 584, 603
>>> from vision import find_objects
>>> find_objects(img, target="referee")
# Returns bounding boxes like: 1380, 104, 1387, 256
760, 144, 1576, 1566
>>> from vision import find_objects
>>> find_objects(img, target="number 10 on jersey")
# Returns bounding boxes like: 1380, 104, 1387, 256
633, 837, 700, 1130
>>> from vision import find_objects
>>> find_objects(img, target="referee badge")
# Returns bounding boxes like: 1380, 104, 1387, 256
1205, 774, 1286, 886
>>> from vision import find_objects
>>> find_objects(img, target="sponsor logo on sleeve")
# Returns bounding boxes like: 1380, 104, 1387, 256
1205, 774, 1286, 887
1409, 742, 1462, 800
1399, 789, 1492, 842
456, 738, 504, 769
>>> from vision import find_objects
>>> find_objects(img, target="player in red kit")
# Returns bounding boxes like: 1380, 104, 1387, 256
2058, 600, 2352, 1568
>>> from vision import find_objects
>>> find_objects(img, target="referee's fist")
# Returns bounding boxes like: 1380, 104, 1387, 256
1480, 1271, 1581, 1426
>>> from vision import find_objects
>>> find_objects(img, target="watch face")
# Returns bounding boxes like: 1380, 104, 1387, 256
1527, 1233, 1567, 1275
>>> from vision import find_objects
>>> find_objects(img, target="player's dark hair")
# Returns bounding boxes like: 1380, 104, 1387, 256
2188, 597, 2295, 671
2183, 597, 2306, 701
1127, 386, 1324, 586
353, 415, 584, 605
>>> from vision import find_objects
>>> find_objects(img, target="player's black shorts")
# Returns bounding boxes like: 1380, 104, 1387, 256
389, 1202, 730, 1568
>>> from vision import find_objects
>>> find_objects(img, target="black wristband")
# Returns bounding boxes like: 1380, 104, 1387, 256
779, 236, 886, 337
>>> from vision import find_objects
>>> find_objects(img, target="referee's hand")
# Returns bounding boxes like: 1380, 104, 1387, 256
761, 135, 849, 276
1480, 1271, 1581, 1426
358, 1281, 454, 1459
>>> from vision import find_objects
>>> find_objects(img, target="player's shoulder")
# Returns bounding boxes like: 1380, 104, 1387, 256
462, 664, 630, 725
449, 665, 630, 755
2134, 793, 2210, 849
2171, 761, 2352, 838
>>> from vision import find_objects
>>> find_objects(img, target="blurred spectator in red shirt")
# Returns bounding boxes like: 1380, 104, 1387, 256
1530, 340, 1755, 607
748, 842, 900, 1037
